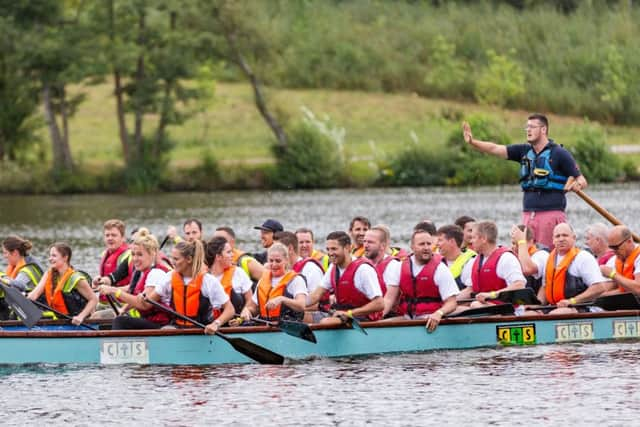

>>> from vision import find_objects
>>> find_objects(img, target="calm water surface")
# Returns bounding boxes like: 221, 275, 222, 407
1, 185, 639, 425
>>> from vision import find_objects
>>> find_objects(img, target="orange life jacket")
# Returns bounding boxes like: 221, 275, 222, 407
351, 246, 365, 259
256, 270, 298, 320
45, 268, 75, 315
545, 247, 580, 304
615, 245, 640, 292
170, 271, 208, 327
5, 259, 26, 279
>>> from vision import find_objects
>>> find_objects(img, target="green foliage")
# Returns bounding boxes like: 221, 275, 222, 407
424, 35, 470, 99
567, 125, 624, 183
270, 110, 345, 189
380, 144, 458, 186
474, 49, 525, 108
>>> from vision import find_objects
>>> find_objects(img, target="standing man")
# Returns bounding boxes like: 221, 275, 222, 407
462, 114, 587, 249
349, 216, 370, 258
253, 219, 284, 264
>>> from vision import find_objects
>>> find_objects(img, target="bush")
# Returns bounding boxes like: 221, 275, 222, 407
381, 144, 458, 186
269, 114, 345, 189
567, 125, 624, 183
474, 49, 525, 108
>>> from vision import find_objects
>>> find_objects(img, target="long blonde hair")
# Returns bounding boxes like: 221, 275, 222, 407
175, 240, 204, 278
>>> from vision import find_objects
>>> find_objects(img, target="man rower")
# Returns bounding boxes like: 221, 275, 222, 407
537, 223, 609, 314
436, 224, 476, 291
511, 224, 548, 294
459, 221, 526, 307
295, 227, 329, 272
307, 231, 384, 324
349, 216, 370, 258
384, 229, 458, 332
600, 225, 640, 295
253, 219, 283, 264
166, 218, 204, 245
585, 223, 614, 265
362, 225, 399, 316
463, 114, 587, 249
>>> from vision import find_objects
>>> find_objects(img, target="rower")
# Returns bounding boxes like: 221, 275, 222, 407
585, 223, 614, 265
600, 225, 640, 296
232, 242, 307, 324
28, 242, 98, 325
458, 221, 526, 308
205, 236, 254, 317
98, 229, 172, 329
295, 227, 329, 272
436, 224, 476, 291
362, 226, 397, 316
349, 216, 370, 258
537, 223, 609, 314
252, 219, 284, 264
384, 229, 458, 332
454, 215, 476, 251
213, 226, 264, 282
138, 240, 234, 335
307, 231, 384, 325
1, 235, 44, 293
511, 224, 548, 294
166, 218, 204, 245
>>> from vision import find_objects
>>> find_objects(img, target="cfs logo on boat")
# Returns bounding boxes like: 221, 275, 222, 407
496, 323, 536, 345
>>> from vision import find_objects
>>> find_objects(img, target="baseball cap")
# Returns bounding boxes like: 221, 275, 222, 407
254, 219, 284, 232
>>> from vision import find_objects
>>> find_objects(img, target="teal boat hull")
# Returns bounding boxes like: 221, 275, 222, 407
1, 310, 639, 365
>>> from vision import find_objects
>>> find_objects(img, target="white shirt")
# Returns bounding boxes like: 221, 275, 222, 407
546, 250, 608, 287
213, 267, 252, 295
530, 250, 549, 280
296, 258, 325, 293
607, 250, 640, 276
252, 274, 308, 304
155, 272, 230, 309
320, 262, 383, 300
380, 256, 401, 287
470, 251, 526, 288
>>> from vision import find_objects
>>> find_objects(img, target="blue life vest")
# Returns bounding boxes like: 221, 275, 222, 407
519, 142, 568, 191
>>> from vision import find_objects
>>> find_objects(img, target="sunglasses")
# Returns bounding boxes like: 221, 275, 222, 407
608, 238, 629, 250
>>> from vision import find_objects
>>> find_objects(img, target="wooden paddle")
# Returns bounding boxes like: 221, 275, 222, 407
250, 317, 317, 343
528, 292, 640, 312
447, 303, 515, 318
565, 177, 640, 243
459, 288, 540, 305
145, 298, 284, 365
31, 299, 98, 331
0, 282, 42, 328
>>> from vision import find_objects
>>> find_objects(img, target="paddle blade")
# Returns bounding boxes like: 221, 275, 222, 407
448, 303, 515, 318
349, 317, 368, 335
222, 334, 285, 365
1, 284, 42, 328
279, 319, 317, 343
594, 293, 640, 311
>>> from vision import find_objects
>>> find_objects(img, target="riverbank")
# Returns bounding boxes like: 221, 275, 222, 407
3, 82, 640, 194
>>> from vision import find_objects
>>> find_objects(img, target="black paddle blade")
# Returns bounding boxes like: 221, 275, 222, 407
448, 303, 515, 318
1, 283, 42, 328
500, 288, 541, 305
223, 335, 285, 365
348, 317, 368, 335
594, 292, 640, 311
279, 320, 317, 343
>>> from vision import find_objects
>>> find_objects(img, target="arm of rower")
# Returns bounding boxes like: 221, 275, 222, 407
307, 286, 327, 307
108, 259, 130, 286
383, 285, 400, 316
515, 243, 539, 276
282, 293, 307, 313
537, 285, 548, 305
572, 281, 610, 304
611, 272, 640, 295
456, 286, 473, 301
27, 270, 49, 301
74, 279, 98, 323
137, 287, 161, 311
352, 296, 384, 318
440, 295, 457, 316
216, 300, 236, 326
247, 259, 265, 281
499, 280, 526, 294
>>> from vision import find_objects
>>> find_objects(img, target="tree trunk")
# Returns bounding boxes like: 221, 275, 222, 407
223, 31, 288, 150
109, 0, 131, 165
43, 82, 73, 171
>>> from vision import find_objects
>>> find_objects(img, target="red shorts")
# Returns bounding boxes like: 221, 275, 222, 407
521, 210, 567, 250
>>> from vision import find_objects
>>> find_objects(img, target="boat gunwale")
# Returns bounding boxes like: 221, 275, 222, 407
1, 309, 638, 339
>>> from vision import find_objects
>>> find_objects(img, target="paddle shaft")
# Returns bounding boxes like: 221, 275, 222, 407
31, 299, 97, 330
159, 235, 170, 250
574, 189, 640, 243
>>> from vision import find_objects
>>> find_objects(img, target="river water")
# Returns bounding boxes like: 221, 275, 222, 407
1, 185, 639, 425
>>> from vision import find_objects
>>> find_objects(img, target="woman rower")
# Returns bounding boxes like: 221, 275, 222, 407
137, 240, 234, 335
28, 242, 98, 325
232, 242, 307, 325
205, 236, 253, 317
98, 229, 172, 329
1, 236, 44, 293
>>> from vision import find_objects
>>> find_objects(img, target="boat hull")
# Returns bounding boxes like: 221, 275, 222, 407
1, 311, 639, 365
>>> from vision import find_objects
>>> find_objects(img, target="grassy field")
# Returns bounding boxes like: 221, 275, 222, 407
59, 81, 640, 174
